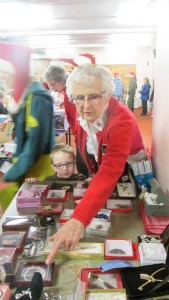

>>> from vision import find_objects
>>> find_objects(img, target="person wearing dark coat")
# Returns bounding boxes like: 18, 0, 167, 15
139, 77, 151, 116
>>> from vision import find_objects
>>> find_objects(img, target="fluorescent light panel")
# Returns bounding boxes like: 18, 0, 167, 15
0, 3, 55, 29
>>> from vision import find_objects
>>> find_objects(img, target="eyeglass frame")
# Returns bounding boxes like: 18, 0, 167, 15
71, 91, 105, 106
48, 81, 57, 88
52, 161, 75, 169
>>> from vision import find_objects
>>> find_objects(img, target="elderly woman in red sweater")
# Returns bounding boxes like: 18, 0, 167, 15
45, 63, 145, 264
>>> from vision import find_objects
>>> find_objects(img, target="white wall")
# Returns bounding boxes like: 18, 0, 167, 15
95, 46, 155, 88
152, 0, 169, 194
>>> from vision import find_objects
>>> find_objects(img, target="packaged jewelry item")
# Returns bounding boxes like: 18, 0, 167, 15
121, 263, 169, 298
73, 188, 87, 200
22, 226, 52, 257
16, 190, 43, 208
86, 219, 111, 237
0, 247, 17, 264
30, 184, 49, 194
44, 241, 104, 260
50, 182, 73, 192
138, 242, 167, 265
94, 208, 112, 222
116, 182, 136, 198
0, 231, 27, 252
59, 209, 74, 223
104, 239, 134, 260
36, 203, 63, 215
81, 267, 123, 290
46, 189, 68, 201
2, 215, 37, 231
15, 261, 54, 286
107, 199, 132, 213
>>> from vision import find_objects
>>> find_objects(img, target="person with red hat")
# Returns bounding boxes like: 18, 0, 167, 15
113, 72, 124, 102
0, 43, 55, 182
127, 72, 137, 112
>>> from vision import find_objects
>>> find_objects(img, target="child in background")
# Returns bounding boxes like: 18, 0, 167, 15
26, 143, 87, 183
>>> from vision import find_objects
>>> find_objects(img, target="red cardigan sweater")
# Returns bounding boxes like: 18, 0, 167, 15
63, 92, 144, 226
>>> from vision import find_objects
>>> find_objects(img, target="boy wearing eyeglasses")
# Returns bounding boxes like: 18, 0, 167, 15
26, 143, 86, 183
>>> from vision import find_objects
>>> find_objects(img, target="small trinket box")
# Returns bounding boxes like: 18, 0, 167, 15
138, 242, 167, 266
16, 190, 42, 208
0, 247, 17, 264
14, 261, 55, 286
86, 219, 111, 237
81, 267, 123, 290
2, 215, 37, 231
94, 208, 112, 222
107, 199, 132, 212
73, 188, 87, 200
116, 182, 136, 198
59, 209, 74, 223
0, 231, 27, 252
104, 238, 134, 260
0, 285, 12, 300
46, 189, 69, 201
44, 241, 104, 260
30, 184, 49, 194
36, 203, 63, 215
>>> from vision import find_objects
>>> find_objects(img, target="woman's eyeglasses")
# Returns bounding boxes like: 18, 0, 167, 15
71, 92, 105, 106
48, 82, 56, 88
53, 161, 75, 169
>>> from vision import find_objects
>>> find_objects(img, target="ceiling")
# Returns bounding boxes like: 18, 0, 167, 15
0, 0, 158, 59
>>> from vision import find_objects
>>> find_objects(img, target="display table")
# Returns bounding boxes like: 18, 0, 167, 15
0, 172, 19, 215
0, 181, 146, 298
0, 181, 145, 241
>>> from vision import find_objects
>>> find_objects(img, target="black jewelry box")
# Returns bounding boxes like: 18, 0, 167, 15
120, 248, 169, 299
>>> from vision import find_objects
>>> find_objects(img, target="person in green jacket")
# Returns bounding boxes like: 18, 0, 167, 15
127, 72, 137, 112
0, 43, 55, 182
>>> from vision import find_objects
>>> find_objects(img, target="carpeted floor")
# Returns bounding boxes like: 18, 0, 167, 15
134, 107, 152, 150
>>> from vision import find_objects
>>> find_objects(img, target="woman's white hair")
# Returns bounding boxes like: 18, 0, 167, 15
66, 64, 113, 99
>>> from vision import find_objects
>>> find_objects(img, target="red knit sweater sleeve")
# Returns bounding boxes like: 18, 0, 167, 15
71, 117, 141, 227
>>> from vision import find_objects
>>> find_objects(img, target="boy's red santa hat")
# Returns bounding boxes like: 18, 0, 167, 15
0, 43, 31, 103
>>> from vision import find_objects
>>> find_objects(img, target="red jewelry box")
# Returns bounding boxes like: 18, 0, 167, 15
30, 184, 49, 195
74, 199, 82, 206
0, 231, 27, 252
107, 199, 132, 213
59, 208, 74, 223
14, 261, 55, 286
81, 267, 123, 289
2, 215, 38, 231
73, 188, 87, 200
36, 203, 63, 215
104, 238, 134, 260
16, 190, 42, 208
0, 247, 17, 264
46, 189, 69, 202
0, 285, 12, 300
